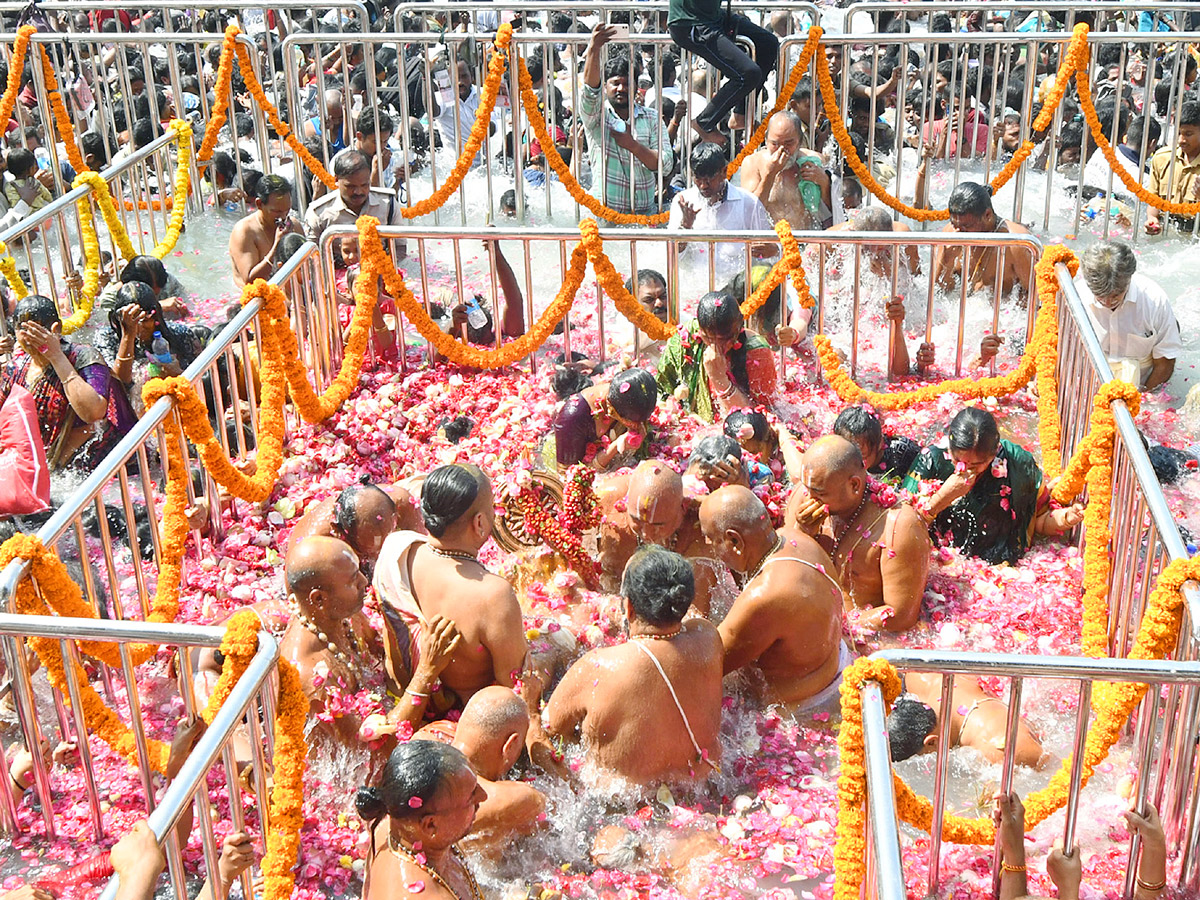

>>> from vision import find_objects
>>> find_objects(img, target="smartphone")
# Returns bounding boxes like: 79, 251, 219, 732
610, 24, 630, 41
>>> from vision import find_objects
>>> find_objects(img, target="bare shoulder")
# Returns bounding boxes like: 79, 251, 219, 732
890, 504, 932, 545
684, 616, 724, 649
1005, 219, 1032, 235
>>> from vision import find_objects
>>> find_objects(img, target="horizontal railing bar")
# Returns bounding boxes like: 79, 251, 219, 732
874, 649, 1200, 682
0, 613, 227, 647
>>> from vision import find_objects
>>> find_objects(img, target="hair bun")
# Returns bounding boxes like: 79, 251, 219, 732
355, 786, 386, 820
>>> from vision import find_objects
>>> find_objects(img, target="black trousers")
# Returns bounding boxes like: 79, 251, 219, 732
669, 15, 779, 133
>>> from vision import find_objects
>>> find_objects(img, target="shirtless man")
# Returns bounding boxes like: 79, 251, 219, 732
414, 687, 545, 853
596, 460, 718, 615
932, 182, 1035, 301
288, 482, 421, 577
228, 175, 301, 288
546, 548, 723, 785
740, 111, 809, 229
373, 464, 527, 708
787, 436, 931, 633
699, 486, 847, 709
278, 535, 374, 740
888, 673, 1048, 769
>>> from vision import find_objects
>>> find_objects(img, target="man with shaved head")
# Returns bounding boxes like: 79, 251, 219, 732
787, 435, 931, 633
414, 686, 546, 853
546, 547, 724, 786
741, 111, 822, 230
596, 460, 721, 615
699, 486, 847, 709
288, 481, 422, 578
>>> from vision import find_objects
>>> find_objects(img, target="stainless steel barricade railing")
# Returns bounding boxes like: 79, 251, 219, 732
1053, 263, 1200, 651
0, 243, 319, 838
841, 1, 1198, 33
0, 613, 279, 900
0, 122, 202, 322
862, 650, 1200, 898
326, 224, 1039, 383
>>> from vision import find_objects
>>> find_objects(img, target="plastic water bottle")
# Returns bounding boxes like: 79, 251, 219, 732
150, 331, 173, 366
465, 295, 489, 330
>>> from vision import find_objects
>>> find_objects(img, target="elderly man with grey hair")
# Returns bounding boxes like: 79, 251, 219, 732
1075, 239, 1181, 390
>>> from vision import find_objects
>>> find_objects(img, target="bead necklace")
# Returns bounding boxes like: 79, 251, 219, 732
831, 491, 870, 556
431, 545, 479, 563
388, 836, 483, 900
293, 605, 358, 672
631, 627, 682, 641
743, 533, 783, 585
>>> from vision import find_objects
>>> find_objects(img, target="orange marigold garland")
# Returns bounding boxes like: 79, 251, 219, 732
38, 45, 87, 176
834, 657, 902, 900
579, 218, 676, 340
1033, 248, 1078, 480
359, 216, 588, 368
197, 28, 236, 162
0, 27, 35, 131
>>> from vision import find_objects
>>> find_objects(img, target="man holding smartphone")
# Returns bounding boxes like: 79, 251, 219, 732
667, 0, 779, 146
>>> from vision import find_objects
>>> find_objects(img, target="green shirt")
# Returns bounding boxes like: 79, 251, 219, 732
902, 438, 1043, 565
668, 0, 723, 27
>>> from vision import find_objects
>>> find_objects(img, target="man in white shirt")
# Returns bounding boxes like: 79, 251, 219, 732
1075, 239, 1181, 391
668, 142, 775, 282
432, 59, 491, 169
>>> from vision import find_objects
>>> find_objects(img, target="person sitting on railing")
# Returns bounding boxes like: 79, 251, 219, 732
98, 255, 189, 320
888, 679, 1047, 769
597, 459, 720, 614
288, 480, 422, 578
99, 283, 208, 411
1142, 100, 1200, 235
656, 289, 777, 424
545, 547, 723, 786
548, 366, 657, 471
932, 183, 1034, 301
833, 405, 921, 483
1075, 240, 1181, 392
0, 295, 135, 473
373, 464, 529, 711
228, 174, 302, 288
356, 740, 487, 900
579, 25, 674, 217
668, 141, 776, 281
785, 435, 930, 633
699, 485, 848, 710
902, 407, 1084, 565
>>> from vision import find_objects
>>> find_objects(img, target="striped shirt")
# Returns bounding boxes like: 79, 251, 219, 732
579, 84, 673, 216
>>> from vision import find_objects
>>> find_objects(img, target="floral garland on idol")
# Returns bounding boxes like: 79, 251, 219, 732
560, 464, 601, 534
814, 244, 1074, 411
500, 468, 600, 589
817, 24, 1088, 222
202, 610, 309, 900
357, 215, 588, 368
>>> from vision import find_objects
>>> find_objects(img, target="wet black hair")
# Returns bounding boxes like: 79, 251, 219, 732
887, 697, 938, 762
688, 434, 746, 483
439, 416, 474, 444
254, 173, 292, 204
13, 294, 61, 329
696, 290, 752, 394
334, 484, 396, 546
120, 255, 169, 293
947, 407, 1000, 456
1147, 444, 1196, 485
6, 147, 34, 178
946, 182, 994, 218
606, 368, 657, 424
355, 740, 471, 828
621, 547, 694, 626
274, 233, 306, 268
723, 409, 771, 446
81, 131, 110, 167
833, 406, 884, 452
689, 141, 726, 178
421, 464, 485, 537
551, 367, 593, 400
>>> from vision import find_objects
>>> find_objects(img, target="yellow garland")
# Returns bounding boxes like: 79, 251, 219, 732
0, 241, 28, 302
358, 216, 587, 368
149, 118, 194, 258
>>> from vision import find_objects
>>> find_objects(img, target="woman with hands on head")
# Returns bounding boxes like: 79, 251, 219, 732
100, 282, 207, 390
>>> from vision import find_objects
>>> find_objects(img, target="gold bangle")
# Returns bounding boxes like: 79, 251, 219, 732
1136, 877, 1167, 892
1000, 862, 1027, 874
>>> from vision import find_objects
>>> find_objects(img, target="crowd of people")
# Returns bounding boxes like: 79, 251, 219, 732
0, 4, 1195, 899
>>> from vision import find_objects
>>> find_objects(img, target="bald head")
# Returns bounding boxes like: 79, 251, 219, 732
626, 461, 685, 546
286, 535, 358, 597
803, 435, 866, 478
454, 686, 530, 780
700, 485, 773, 536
